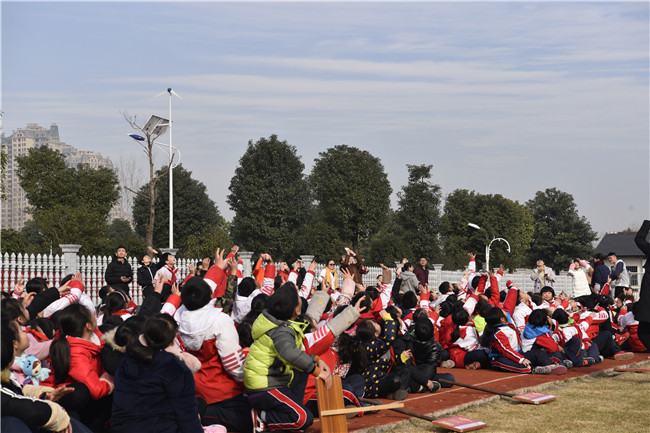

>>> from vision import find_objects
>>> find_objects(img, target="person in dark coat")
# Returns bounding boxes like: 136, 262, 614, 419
104, 246, 133, 295
634, 220, 650, 351
137, 249, 159, 299
111, 315, 203, 433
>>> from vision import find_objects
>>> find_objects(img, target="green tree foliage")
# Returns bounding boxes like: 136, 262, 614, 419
1, 229, 27, 253
184, 224, 234, 260
227, 135, 311, 259
364, 214, 414, 267
105, 219, 146, 257
15, 146, 119, 254
526, 188, 596, 272
293, 220, 347, 264
132, 164, 224, 255
310, 145, 392, 251
441, 190, 534, 270
394, 164, 442, 262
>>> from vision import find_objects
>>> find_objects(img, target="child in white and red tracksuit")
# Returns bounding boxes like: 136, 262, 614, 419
481, 306, 566, 374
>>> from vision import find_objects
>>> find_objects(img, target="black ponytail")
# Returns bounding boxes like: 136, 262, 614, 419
50, 304, 94, 384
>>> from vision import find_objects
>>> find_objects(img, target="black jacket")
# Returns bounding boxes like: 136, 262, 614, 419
111, 350, 203, 433
634, 220, 650, 322
105, 256, 133, 293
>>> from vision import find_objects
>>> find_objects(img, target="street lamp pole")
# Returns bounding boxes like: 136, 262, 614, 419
468, 223, 511, 271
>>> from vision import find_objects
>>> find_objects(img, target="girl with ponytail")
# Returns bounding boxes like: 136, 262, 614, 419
111, 314, 204, 433
42, 304, 114, 430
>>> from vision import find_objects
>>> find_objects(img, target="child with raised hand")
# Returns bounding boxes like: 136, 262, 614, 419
481, 306, 566, 375
111, 314, 204, 433
244, 283, 332, 432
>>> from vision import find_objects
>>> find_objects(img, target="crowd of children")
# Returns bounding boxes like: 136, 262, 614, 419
2, 222, 650, 433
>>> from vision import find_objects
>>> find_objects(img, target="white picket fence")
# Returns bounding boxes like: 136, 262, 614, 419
2, 251, 642, 305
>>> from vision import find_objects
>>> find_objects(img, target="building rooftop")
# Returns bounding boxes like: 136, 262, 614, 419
595, 231, 650, 257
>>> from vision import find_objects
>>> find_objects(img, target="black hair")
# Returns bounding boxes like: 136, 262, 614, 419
385, 305, 401, 323
273, 276, 284, 292
99, 315, 124, 334
351, 292, 373, 314
452, 309, 470, 327
114, 316, 147, 348
242, 293, 270, 325
364, 286, 379, 301
476, 298, 492, 318
530, 293, 543, 306
337, 332, 368, 371
101, 290, 129, 316
540, 286, 555, 297
137, 253, 151, 265
607, 252, 617, 258
1, 298, 29, 324
414, 318, 434, 341
127, 314, 178, 363
401, 291, 418, 310
471, 276, 481, 290
238, 322, 253, 348
438, 281, 451, 294
528, 309, 549, 328
116, 245, 127, 251
2, 319, 18, 370
268, 283, 300, 321
551, 308, 569, 325
50, 304, 95, 384
411, 308, 428, 324
479, 307, 507, 347
181, 277, 213, 311
402, 262, 413, 272
237, 277, 257, 298
438, 300, 454, 318
594, 252, 604, 261
59, 274, 73, 287
98, 285, 114, 302
25, 277, 48, 294
499, 291, 507, 303
355, 319, 377, 342
28, 317, 56, 340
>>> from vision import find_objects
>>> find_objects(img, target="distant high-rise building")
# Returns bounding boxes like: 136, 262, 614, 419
1, 123, 123, 230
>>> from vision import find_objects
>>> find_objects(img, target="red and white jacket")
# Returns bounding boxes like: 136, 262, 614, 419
176, 300, 246, 405
489, 323, 526, 364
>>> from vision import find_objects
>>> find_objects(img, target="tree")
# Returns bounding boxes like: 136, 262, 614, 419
184, 224, 233, 260
310, 145, 392, 251
122, 111, 173, 248
293, 220, 347, 264
133, 164, 225, 255
440, 190, 534, 270
16, 146, 119, 254
364, 212, 414, 266
227, 135, 311, 259
394, 164, 442, 262
526, 188, 596, 272
105, 218, 146, 256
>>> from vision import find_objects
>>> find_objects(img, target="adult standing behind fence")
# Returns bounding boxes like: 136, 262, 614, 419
105, 246, 133, 296
530, 259, 555, 293
414, 256, 429, 289
634, 220, 650, 351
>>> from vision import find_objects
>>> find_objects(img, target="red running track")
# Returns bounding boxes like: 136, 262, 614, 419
307, 353, 650, 433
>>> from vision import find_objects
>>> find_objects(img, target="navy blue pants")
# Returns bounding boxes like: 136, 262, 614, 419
202, 394, 253, 433
248, 371, 314, 431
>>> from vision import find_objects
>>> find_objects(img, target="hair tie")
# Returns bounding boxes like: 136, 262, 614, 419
115, 290, 127, 304
54, 330, 62, 340
138, 334, 148, 347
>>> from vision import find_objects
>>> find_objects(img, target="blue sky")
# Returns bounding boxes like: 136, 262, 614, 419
2, 1, 648, 238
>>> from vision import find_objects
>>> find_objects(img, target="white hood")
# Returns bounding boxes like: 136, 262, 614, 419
177, 300, 221, 351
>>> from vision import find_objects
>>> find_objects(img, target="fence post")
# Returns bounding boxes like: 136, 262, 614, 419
432, 264, 444, 289
59, 244, 81, 275
239, 251, 254, 277
300, 255, 315, 269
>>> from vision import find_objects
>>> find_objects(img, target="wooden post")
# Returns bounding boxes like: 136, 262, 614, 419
316, 375, 348, 433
